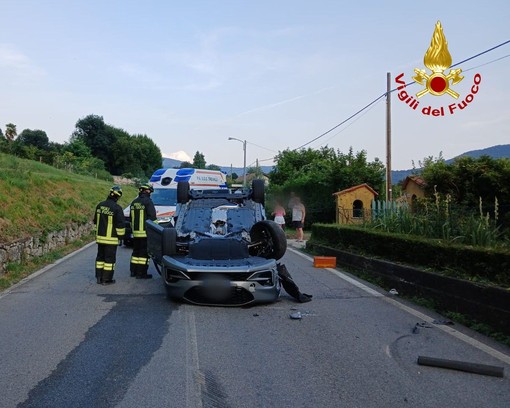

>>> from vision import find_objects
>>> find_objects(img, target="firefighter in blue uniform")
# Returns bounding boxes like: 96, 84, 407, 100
130, 184, 157, 279
93, 185, 126, 285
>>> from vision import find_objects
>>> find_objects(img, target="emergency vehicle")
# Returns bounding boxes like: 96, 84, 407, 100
123, 168, 228, 245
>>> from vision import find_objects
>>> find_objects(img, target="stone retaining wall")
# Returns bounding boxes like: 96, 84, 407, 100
0, 222, 94, 275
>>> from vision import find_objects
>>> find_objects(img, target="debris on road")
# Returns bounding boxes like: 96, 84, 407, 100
389, 288, 399, 295
432, 319, 454, 326
289, 311, 303, 320
412, 322, 432, 334
417, 355, 505, 378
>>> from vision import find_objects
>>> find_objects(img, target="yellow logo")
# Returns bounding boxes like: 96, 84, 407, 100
412, 21, 464, 98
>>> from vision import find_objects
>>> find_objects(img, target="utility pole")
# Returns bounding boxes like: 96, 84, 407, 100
386, 72, 392, 202
228, 137, 247, 188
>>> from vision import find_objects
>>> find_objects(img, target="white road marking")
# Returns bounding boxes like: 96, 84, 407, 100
289, 247, 510, 365
184, 306, 204, 408
0, 241, 96, 300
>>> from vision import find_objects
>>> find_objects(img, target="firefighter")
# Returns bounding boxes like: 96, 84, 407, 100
93, 185, 126, 285
130, 183, 157, 279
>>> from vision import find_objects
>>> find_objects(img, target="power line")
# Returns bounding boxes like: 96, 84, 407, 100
450, 39, 510, 68
293, 39, 510, 151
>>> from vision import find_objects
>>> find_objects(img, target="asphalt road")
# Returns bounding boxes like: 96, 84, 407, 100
0, 241, 509, 408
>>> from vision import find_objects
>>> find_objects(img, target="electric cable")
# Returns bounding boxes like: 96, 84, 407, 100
292, 39, 510, 151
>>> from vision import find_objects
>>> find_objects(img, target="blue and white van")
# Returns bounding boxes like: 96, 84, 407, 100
148, 168, 228, 223
123, 168, 228, 245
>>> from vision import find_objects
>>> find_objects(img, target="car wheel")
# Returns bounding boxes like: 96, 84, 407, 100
250, 220, 287, 260
177, 181, 190, 203
162, 227, 177, 256
251, 179, 265, 204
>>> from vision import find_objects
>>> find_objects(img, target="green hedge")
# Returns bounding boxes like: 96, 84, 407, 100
309, 223, 510, 287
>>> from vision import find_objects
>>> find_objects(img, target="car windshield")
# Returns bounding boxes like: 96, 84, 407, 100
151, 189, 177, 206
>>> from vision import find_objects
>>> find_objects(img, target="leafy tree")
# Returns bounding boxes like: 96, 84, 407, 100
192, 151, 206, 169
420, 155, 510, 227
0, 128, 4, 140
269, 146, 385, 224
5, 123, 17, 142
131, 134, 162, 178
206, 164, 222, 171
72, 115, 114, 167
180, 161, 193, 168
63, 138, 93, 158
17, 129, 49, 150
71, 115, 161, 177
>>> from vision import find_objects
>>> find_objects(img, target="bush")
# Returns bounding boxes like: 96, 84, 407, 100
309, 223, 510, 287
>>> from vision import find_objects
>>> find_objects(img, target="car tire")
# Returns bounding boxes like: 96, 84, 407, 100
177, 181, 190, 203
250, 220, 287, 260
251, 179, 265, 204
162, 227, 177, 256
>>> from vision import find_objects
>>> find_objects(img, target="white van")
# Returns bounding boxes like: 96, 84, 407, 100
149, 167, 228, 223
123, 168, 228, 245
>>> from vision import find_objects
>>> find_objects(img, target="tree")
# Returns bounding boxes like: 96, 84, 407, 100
131, 134, 162, 178
5, 123, 17, 142
71, 115, 162, 177
269, 146, 385, 224
63, 138, 93, 158
420, 155, 510, 215
72, 115, 113, 166
192, 151, 206, 169
180, 161, 193, 168
17, 129, 49, 150
206, 164, 221, 171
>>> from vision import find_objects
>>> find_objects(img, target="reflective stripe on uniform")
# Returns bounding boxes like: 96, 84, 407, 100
130, 256, 149, 265
132, 207, 146, 237
96, 236, 119, 245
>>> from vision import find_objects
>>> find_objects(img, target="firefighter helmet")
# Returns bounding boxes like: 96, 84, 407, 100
139, 183, 154, 193
109, 185, 123, 198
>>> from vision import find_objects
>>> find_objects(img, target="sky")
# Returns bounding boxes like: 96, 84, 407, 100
1, 0, 509, 170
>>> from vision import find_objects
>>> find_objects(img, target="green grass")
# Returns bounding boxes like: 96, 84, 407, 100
0, 152, 138, 243
0, 153, 139, 289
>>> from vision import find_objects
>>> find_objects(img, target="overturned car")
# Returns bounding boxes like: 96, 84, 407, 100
146, 180, 288, 306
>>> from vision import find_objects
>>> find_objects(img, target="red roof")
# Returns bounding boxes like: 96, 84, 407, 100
333, 183, 378, 196
402, 176, 426, 190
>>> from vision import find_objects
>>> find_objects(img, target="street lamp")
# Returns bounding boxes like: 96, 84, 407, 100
228, 137, 247, 188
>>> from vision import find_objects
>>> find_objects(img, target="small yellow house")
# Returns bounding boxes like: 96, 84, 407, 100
401, 176, 426, 209
333, 183, 378, 224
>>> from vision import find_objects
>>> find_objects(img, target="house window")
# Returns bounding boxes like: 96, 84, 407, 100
353, 200, 363, 218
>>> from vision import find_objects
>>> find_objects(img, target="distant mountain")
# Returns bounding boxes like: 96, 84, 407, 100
450, 144, 510, 160
161, 157, 183, 168
163, 145, 510, 184
391, 144, 510, 184
161, 157, 272, 176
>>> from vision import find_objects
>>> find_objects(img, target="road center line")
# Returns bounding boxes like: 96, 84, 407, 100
184, 306, 204, 408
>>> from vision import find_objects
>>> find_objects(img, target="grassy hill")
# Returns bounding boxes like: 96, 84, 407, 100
0, 153, 138, 244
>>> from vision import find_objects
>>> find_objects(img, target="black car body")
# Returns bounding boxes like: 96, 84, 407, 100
147, 180, 287, 306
